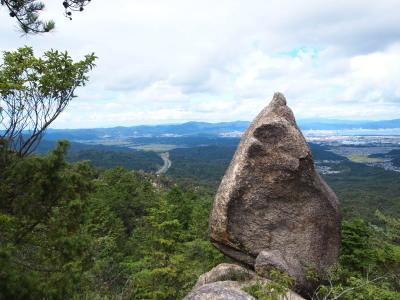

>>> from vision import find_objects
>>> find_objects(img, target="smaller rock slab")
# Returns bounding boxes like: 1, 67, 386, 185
185, 263, 305, 300
184, 281, 256, 300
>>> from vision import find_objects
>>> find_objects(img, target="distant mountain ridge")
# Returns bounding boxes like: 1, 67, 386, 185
298, 118, 400, 130
45, 119, 400, 140
45, 121, 250, 140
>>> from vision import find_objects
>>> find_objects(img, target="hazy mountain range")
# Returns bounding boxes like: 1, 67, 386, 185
44, 118, 400, 141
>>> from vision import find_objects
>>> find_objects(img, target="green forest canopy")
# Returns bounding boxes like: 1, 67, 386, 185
1, 143, 400, 299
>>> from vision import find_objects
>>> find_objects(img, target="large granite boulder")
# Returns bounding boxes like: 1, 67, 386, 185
209, 92, 341, 294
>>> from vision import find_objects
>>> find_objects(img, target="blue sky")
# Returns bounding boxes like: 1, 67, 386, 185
1, 0, 400, 128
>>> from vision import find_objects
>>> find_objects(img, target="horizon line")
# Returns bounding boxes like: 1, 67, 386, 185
48, 117, 400, 131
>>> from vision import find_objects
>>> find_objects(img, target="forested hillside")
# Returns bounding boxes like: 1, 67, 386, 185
0, 142, 224, 299
2, 142, 400, 299
43, 139, 400, 221
35, 140, 163, 172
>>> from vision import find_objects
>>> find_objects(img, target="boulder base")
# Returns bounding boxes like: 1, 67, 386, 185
184, 263, 305, 300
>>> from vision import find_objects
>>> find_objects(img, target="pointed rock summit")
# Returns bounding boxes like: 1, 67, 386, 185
209, 92, 341, 293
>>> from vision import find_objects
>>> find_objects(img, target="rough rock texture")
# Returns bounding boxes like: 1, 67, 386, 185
193, 263, 254, 289
209, 92, 341, 293
255, 250, 298, 278
184, 281, 256, 300
185, 263, 305, 300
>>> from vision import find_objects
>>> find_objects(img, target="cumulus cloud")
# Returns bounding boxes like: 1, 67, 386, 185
1, 0, 400, 128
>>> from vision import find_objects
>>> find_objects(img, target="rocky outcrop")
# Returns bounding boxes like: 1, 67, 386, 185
184, 263, 305, 300
209, 92, 341, 294
184, 281, 256, 300
193, 263, 254, 289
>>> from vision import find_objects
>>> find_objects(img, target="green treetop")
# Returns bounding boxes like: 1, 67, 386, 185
0, 46, 96, 158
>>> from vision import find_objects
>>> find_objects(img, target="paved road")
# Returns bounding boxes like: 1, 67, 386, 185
156, 152, 172, 174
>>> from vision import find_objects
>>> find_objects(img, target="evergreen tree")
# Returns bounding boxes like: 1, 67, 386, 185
1, 0, 92, 33
0, 141, 95, 299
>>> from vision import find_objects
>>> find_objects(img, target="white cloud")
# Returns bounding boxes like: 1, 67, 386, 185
1, 0, 400, 128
